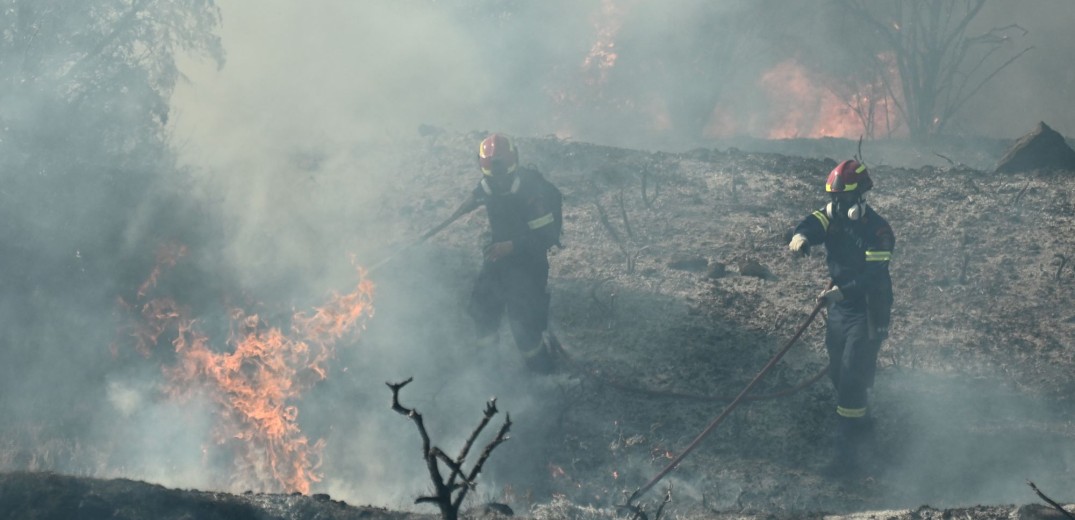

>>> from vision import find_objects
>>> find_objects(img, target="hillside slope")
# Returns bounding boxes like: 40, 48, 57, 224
3, 132, 1074, 518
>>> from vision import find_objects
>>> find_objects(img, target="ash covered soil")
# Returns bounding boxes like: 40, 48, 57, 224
4, 132, 1075, 519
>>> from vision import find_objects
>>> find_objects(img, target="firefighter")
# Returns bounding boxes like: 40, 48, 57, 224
451, 133, 563, 373
788, 159, 894, 477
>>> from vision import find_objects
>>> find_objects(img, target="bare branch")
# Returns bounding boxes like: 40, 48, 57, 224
389, 379, 512, 520
454, 414, 513, 510
446, 398, 498, 489
944, 45, 1033, 127
1027, 480, 1075, 520
641, 170, 660, 208
432, 448, 470, 487
617, 189, 635, 240
839, 0, 1027, 137
653, 485, 673, 520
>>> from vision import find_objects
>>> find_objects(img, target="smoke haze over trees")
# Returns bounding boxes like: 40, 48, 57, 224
172, 0, 1074, 152
0, 0, 224, 428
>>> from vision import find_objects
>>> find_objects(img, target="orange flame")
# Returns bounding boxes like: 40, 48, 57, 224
759, 59, 863, 139
137, 243, 187, 299
705, 58, 903, 140
125, 248, 374, 493
581, 0, 625, 86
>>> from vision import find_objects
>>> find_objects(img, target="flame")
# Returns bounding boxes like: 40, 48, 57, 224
124, 248, 374, 493
707, 58, 903, 140
137, 243, 187, 299
759, 59, 863, 139
581, 0, 626, 86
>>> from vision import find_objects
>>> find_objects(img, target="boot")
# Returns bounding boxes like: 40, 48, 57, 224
521, 333, 556, 374
823, 416, 867, 478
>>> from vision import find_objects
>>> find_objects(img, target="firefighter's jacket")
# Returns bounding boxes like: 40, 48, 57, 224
794, 205, 894, 337
472, 167, 563, 261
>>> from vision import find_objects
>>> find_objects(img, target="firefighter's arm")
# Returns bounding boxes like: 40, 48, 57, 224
790, 209, 829, 254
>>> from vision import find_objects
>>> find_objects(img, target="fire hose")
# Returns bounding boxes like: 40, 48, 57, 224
367, 194, 480, 275
623, 282, 833, 507
373, 197, 832, 505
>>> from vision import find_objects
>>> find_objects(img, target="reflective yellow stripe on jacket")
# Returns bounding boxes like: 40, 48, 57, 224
837, 406, 867, 418
528, 213, 554, 230
865, 250, 891, 262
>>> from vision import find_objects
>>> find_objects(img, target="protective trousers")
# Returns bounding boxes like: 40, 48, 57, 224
825, 303, 881, 474
825, 304, 881, 418
468, 256, 553, 372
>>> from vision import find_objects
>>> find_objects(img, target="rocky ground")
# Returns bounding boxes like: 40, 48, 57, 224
3, 130, 1075, 519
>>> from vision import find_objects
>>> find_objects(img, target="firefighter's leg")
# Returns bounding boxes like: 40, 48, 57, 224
468, 263, 506, 350
839, 312, 878, 417
824, 311, 847, 392
827, 311, 876, 477
505, 260, 554, 373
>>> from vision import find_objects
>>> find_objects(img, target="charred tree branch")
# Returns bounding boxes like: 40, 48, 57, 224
1027, 480, 1075, 520
453, 414, 512, 511
617, 189, 635, 240
591, 277, 617, 329
594, 200, 625, 248
595, 199, 641, 274
641, 170, 660, 208
1011, 180, 1031, 205
446, 398, 498, 489
387, 378, 511, 520
654, 485, 673, 520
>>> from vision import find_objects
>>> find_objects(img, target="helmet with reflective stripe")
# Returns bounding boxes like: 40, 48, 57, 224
825, 159, 873, 193
478, 133, 518, 177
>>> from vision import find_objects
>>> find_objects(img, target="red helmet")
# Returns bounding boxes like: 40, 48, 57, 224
826, 159, 873, 193
478, 133, 518, 177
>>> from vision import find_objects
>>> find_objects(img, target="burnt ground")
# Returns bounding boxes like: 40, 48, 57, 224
3, 131, 1075, 519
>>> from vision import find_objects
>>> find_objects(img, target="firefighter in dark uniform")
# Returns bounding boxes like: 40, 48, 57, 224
789, 159, 894, 476
450, 133, 563, 373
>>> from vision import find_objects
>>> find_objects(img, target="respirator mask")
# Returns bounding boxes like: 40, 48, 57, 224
826, 192, 865, 221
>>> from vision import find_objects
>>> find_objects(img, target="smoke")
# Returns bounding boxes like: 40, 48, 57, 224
872, 371, 1074, 507
172, 0, 1075, 158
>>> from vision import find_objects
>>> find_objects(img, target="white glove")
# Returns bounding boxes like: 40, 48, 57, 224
817, 286, 844, 305
789, 233, 809, 255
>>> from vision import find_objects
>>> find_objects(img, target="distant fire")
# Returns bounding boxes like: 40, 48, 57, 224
705, 58, 904, 139
559, 2, 908, 142
581, 0, 626, 86
121, 245, 374, 493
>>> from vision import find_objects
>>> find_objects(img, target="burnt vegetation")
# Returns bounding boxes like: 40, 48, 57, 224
387, 378, 512, 520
